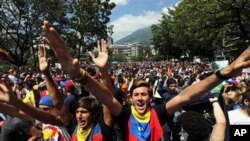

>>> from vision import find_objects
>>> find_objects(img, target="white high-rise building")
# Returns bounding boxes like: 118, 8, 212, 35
110, 43, 143, 61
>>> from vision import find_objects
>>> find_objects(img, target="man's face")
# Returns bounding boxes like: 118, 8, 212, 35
130, 86, 151, 115
76, 107, 94, 129
168, 83, 177, 92
243, 98, 250, 108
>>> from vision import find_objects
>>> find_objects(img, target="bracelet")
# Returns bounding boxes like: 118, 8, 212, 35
74, 68, 88, 84
215, 69, 229, 80
211, 100, 218, 104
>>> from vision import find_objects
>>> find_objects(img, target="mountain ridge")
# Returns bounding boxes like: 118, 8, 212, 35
115, 26, 152, 45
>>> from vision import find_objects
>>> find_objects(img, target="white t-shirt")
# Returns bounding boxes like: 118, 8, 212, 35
228, 109, 250, 125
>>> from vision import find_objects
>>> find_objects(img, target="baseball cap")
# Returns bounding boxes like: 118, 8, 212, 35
59, 80, 66, 87
227, 79, 238, 86
65, 81, 74, 89
39, 95, 53, 107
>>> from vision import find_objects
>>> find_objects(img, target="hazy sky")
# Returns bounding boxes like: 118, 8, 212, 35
109, 0, 180, 41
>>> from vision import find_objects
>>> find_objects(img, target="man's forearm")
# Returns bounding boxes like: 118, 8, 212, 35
0, 102, 34, 121
83, 75, 122, 116
43, 71, 64, 108
166, 73, 223, 115
12, 100, 63, 125
212, 102, 226, 124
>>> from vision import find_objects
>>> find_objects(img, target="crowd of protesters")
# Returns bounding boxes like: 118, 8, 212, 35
0, 20, 250, 141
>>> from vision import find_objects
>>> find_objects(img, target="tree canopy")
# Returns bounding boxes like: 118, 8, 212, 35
0, 0, 115, 66
151, 0, 250, 60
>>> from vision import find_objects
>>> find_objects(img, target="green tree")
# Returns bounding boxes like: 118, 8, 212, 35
152, 0, 250, 60
151, 11, 181, 60
66, 0, 116, 59
0, 0, 68, 66
0, 0, 115, 66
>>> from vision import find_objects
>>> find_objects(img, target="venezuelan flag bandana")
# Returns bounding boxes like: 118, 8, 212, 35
72, 123, 103, 141
130, 105, 151, 141
77, 124, 92, 141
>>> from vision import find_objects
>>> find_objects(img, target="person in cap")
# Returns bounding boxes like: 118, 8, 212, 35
39, 95, 71, 141
64, 80, 79, 115
228, 90, 250, 125
0, 48, 77, 141
222, 90, 243, 110
223, 78, 240, 93
0, 78, 72, 141
0, 91, 42, 141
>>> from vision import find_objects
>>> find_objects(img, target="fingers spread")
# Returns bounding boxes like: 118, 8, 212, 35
49, 27, 66, 48
88, 51, 95, 59
42, 37, 51, 47
38, 46, 44, 57
102, 39, 106, 52
97, 40, 101, 52
43, 46, 47, 57
0, 82, 9, 93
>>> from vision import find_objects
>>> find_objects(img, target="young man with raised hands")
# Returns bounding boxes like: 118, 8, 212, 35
38, 38, 114, 141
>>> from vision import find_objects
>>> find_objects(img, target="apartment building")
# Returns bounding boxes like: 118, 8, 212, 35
110, 43, 143, 61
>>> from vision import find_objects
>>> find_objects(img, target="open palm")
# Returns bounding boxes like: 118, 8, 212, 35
42, 21, 81, 77
38, 46, 50, 73
0, 80, 17, 104
89, 39, 109, 69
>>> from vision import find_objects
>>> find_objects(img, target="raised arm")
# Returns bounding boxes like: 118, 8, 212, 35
209, 97, 226, 141
89, 39, 115, 126
0, 80, 63, 126
0, 102, 34, 121
166, 46, 250, 115
38, 46, 72, 125
0, 103, 43, 141
89, 39, 115, 99
42, 20, 122, 116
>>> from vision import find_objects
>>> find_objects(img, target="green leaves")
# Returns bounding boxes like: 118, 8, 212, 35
151, 0, 250, 60
0, 0, 115, 66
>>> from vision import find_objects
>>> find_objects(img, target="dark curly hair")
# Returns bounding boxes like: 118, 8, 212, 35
179, 111, 211, 141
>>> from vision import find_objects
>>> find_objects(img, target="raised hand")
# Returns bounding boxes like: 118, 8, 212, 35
0, 79, 18, 104
222, 46, 250, 78
42, 20, 81, 77
38, 46, 50, 74
209, 97, 218, 103
88, 39, 109, 69
41, 20, 123, 117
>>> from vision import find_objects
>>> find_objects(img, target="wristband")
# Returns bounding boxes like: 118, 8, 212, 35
215, 69, 229, 80
74, 68, 88, 84
211, 100, 218, 104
